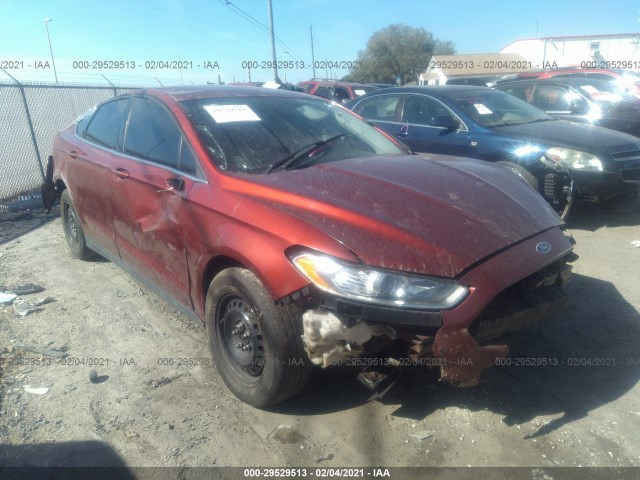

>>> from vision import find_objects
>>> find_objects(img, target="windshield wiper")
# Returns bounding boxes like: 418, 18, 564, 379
265, 134, 347, 173
497, 118, 555, 127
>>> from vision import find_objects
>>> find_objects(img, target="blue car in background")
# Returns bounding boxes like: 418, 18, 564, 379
346, 86, 640, 219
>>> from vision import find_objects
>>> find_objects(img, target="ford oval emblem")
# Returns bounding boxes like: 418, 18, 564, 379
536, 242, 552, 254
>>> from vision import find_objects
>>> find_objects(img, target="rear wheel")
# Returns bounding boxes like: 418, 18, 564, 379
205, 268, 312, 408
60, 190, 94, 260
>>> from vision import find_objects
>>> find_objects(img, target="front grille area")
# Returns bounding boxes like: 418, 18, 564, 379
469, 259, 573, 343
611, 149, 640, 162
621, 168, 640, 182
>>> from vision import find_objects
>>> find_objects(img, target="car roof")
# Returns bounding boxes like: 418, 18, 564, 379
128, 85, 312, 102
358, 85, 493, 95
298, 80, 372, 88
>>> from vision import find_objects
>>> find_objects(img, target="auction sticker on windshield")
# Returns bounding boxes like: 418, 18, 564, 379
204, 104, 261, 123
473, 103, 493, 115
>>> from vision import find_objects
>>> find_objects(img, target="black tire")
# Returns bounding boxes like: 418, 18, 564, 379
496, 161, 540, 191
496, 161, 575, 220
205, 268, 312, 408
60, 189, 94, 260
555, 180, 576, 221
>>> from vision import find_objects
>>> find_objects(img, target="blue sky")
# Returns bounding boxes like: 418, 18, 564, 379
1, 0, 639, 86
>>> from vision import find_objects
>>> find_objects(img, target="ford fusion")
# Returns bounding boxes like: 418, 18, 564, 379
44, 86, 574, 407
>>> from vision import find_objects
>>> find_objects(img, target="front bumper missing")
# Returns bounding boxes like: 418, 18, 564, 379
295, 227, 575, 388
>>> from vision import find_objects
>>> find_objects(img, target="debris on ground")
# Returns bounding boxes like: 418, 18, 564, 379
409, 430, 435, 441
0, 292, 17, 304
631, 240, 640, 248
13, 297, 55, 316
270, 425, 306, 445
316, 453, 334, 463
23, 385, 50, 395
8, 284, 46, 296
89, 369, 98, 383
13, 343, 68, 358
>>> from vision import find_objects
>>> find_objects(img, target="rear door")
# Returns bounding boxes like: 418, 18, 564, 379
67, 97, 131, 256
109, 95, 203, 307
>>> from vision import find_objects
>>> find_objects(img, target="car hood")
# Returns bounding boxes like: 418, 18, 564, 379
494, 120, 639, 149
228, 155, 564, 278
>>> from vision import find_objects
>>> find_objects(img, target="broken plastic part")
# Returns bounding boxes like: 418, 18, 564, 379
0, 292, 17, 304
23, 385, 49, 395
301, 310, 395, 368
13, 297, 55, 316
433, 327, 508, 386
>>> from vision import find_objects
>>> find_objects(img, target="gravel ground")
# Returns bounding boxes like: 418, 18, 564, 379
0, 198, 639, 475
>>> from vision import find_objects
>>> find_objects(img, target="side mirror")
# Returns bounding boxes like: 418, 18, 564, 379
431, 114, 460, 130
570, 99, 588, 115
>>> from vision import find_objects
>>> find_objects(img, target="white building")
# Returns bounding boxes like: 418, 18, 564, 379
418, 53, 531, 85
500, 33, 640, 71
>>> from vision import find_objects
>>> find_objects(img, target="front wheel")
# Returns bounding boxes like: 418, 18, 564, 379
553, 179, 576, 221
205, 268, 312, 408
496, 161, 575, 221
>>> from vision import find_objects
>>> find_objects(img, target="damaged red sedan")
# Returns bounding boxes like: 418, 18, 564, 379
44, 86, 574, 407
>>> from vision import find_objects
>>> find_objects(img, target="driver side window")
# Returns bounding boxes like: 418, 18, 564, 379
402, 95, 454, 126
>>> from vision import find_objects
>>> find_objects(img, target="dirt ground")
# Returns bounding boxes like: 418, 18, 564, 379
1, 197, 640, 473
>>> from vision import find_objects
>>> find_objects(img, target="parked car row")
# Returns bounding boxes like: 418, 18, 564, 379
347, 84, 640, 219
44, 85, 577, 407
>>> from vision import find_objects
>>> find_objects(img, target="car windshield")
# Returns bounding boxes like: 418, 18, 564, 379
180, 95, 404, 173
445, 89, 554, 127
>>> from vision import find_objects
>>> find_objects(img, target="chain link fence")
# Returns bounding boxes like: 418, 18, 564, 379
0, 77, 137, 202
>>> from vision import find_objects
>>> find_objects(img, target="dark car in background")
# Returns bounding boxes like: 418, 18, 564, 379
367, 83, 397, 89
495, 68, 640, 99
297, 80, 378, 103
347, 85, 640, 218
44, 85, 575, 407
495, 78, 640, 137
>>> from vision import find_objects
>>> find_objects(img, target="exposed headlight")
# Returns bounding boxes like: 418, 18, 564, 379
544, 147, 603, 172
289, 251, 469, 310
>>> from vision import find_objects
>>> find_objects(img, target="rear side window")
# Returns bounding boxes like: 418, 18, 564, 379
354, 95, 401, 121
533, 86, 572, 112
333, 87, 350, 103
84, 98, 130, 150
314, 86, 332, 99
124, 97, 181, 169
498, 85, 535, 104
300, 83, 314, 93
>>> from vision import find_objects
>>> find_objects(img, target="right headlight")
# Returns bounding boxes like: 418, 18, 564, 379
289, 251, 469, 310
544, 147, 603, 172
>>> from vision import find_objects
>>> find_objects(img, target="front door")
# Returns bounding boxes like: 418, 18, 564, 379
109, 96, 201, 308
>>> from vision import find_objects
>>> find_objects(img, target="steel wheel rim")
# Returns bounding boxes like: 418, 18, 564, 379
64, 201, 79, 243
218, 295, 265, 377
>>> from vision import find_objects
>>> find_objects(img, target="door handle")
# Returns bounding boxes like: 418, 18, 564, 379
397, 125, 409, 137
69, 150, 78, 159
157, 177, 184, 193
112, 168, 130, 179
